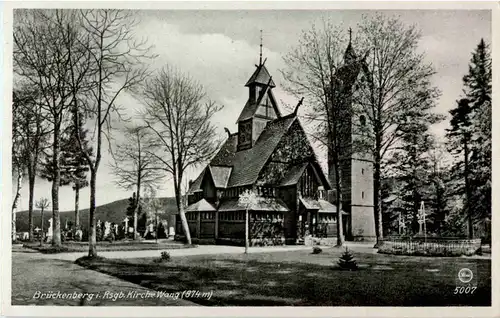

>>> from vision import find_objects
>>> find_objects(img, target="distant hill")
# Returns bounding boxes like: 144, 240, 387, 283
15, 197, 179, 232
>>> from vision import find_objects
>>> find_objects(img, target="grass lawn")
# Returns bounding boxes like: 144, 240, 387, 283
23, 240, 193, 253
76, 247, 491, 306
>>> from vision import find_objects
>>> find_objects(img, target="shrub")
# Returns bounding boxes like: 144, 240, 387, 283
337, 247, 358, 271
159, 251, 171, 262
312, 246, 322, 254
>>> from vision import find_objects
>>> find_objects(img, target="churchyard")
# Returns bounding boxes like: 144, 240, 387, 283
75, 246, 491, 306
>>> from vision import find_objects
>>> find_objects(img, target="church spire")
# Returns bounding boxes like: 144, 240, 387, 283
344, 27, 357, 64
259, 29, 263, 66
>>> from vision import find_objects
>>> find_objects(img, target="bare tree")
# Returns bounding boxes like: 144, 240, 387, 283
35, 197, 50, 245
281, 22, 367, 246
110, 125, 164, 239
355, 14, 440, 246
71, 10, 155, 257
13, 10, 82, 246
141, 66, 223, 245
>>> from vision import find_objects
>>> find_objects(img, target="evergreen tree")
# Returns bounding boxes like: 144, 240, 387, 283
464, 39, 492, 239
446, 98, 474, 238
337, 247, 358, 270
40, 105, 93, 229
446, 39, 491, 239
387, 95, 443, 235
427, 146, 452, 235
66, 105, 93, 229
463, 39, 492, 109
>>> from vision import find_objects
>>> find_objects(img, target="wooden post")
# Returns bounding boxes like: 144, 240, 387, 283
40, 208, 44, 246
215, 211, 219, 239
245, 208, 249, 254
196, 212, 201, 240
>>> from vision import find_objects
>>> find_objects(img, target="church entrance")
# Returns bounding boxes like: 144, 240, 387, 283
296, 203, 320, 244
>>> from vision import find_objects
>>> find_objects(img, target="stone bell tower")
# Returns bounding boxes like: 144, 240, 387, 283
328, 30, 376, 241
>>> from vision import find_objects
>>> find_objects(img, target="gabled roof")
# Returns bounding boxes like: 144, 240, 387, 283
227, 115, 296, 187
299, 198, 347, 214
218, 197, 289, 212
245, 64, 276, 87
209, 166, 232, 188
188, 168, 205, 194
189, 112, 331, 191
344, 42, 357, 63
279, 162, 309, 186
237, 81, 281, 123
186, 198, 216, 212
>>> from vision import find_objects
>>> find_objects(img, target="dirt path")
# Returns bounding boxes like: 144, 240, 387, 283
11, 252, 197, 306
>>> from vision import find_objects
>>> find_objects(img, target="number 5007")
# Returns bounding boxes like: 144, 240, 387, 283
454, 286, 476, 294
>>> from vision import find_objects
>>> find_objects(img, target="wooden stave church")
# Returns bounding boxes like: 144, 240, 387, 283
175, 39, 375, 246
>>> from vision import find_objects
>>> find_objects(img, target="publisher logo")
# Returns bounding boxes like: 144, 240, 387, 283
458, 268, 474, 283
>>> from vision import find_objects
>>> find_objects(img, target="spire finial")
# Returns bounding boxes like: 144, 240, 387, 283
348, 27, 352, 44
259, 29, 263, 65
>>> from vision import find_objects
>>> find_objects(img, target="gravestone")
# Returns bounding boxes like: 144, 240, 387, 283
104, 221, 111, 238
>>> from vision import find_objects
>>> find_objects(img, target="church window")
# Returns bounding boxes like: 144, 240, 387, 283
362, 191, 365, 199
362, 168, 364, 175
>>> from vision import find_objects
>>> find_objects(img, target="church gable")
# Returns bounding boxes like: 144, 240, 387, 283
254, 90, 278, 119
256, 119, 316, 185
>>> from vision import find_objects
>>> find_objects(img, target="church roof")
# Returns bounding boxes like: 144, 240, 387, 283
189, 111, 331, 193
224, 114, 296, 187
279, 162, 309, 186
344, 42, 357, 63
188, 169, 205, 193
236, 87, 281, 123
186, 198, 216, 212
218, 197, 289, 212
245, 64, 276, 87
209, 166, 232, 188
299, 198, 347, 214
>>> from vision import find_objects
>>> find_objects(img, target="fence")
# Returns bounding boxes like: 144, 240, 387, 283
378, 237, 482, 256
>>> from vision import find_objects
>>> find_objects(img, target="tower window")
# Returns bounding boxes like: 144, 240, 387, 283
362, 191, 365, 199
360, 115, 366, 126
361, 168, 364, 175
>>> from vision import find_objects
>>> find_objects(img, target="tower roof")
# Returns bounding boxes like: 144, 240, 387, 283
344, 27, 357, 63
245, 64, 276, 88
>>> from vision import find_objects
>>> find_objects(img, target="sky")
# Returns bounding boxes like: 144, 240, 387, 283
14, 9, 491, 212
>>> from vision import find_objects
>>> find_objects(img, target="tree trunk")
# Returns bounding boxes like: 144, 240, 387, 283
373, 154, 383, 247
12, 170, 23, 242
464, 138, 473, 239
88, 170, 97, 257
74, 184, 80, 229
40, 208, 44, 246
335, 166, 345, 247
28, 173, 35, 241
133, 181, 141, 240
51, 129, 62, 247
175, 187, 191, 245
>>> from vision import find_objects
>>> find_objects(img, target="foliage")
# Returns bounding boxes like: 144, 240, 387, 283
154, 251, 171, 263
446, 39, 491, 239
312, 246, 323, 254
337, 247, 358, 270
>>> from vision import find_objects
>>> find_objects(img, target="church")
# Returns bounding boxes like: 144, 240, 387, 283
175, 37, 376, 246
